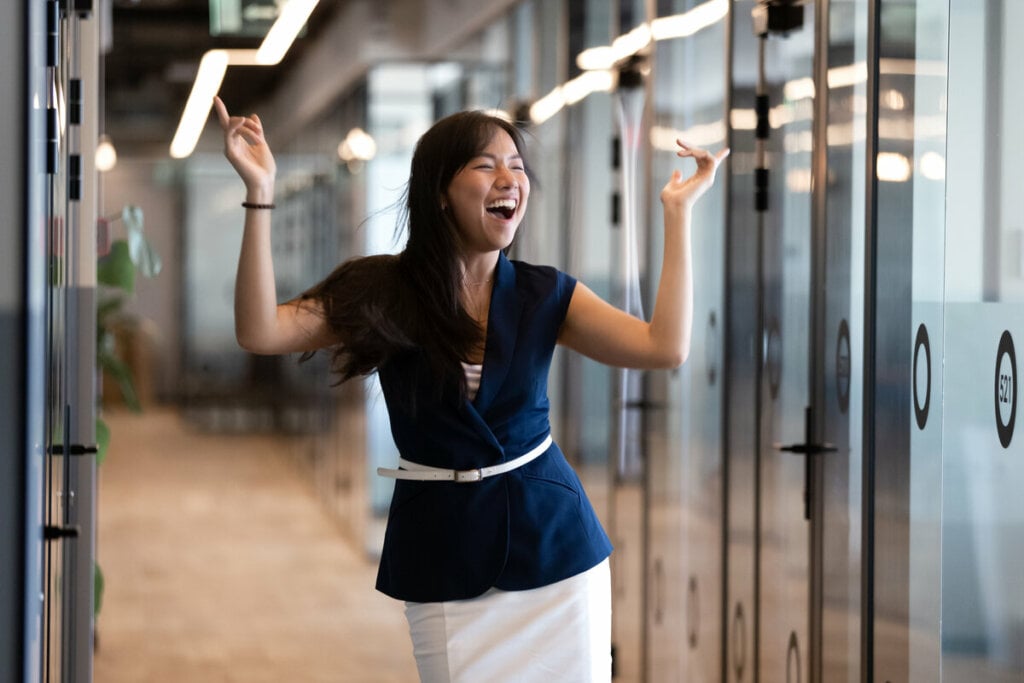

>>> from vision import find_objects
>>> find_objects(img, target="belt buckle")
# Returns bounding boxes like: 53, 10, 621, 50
453, 468, 482, 483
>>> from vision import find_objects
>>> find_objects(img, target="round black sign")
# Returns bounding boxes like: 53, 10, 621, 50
995, 330, 1017, 448
836, 319, 851, 414
913, 324, 931, 430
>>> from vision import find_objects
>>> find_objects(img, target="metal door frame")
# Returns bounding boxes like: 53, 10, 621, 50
2, 1, 48, 681
861, 0, 880, 678
809, 0, 831, 679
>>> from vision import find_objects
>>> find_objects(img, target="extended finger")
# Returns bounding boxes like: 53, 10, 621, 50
675, 141, 710, 159
213, 96, 231, 128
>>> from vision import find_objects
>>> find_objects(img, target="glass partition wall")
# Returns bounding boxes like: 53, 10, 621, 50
939, 0, 1024, 679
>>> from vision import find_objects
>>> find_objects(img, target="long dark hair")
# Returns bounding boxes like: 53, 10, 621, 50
300, 111, 530, 398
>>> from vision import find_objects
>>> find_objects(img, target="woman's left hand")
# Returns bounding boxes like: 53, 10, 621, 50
660, 140, 730, 213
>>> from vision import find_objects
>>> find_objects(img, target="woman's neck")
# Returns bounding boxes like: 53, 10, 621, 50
460, 251, 499, 288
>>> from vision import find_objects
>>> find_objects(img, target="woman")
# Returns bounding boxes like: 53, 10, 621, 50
214, 96, 728, 682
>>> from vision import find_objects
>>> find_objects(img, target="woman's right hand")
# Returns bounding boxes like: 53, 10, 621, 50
213, 96, 276, 195
659, 140, 729, 216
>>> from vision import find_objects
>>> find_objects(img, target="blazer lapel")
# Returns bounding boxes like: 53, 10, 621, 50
471, 252, 522, 417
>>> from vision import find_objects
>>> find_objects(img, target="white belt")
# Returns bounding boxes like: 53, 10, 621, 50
377, 434, 553, 483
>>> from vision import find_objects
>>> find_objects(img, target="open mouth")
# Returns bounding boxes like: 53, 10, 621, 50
486, 199, 517, 220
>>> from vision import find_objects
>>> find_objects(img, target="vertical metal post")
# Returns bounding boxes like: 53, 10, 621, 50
810, 0, 832, 680
753, 28, 767, 683
720, 4, 734, 682
862, 0, 881, 679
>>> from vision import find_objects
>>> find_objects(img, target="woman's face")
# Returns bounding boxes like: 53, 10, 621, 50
444, 128, 530, 255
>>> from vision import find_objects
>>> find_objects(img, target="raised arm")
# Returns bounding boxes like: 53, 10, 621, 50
214, 96, 336, 355
557, 140, 729, 369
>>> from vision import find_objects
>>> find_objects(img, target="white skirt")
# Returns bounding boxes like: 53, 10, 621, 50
403, 559, 611, 683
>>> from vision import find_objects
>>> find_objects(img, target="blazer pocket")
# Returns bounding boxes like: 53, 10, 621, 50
521, 471, 581, 499
519, 472, 592, 540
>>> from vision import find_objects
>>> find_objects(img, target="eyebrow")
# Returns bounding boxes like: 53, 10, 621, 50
474, 152, 523, 161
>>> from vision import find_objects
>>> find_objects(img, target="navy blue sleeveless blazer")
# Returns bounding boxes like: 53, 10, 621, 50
374, 252, 613, 602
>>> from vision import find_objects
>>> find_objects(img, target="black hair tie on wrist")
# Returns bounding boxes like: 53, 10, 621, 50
242, 201, 276, 210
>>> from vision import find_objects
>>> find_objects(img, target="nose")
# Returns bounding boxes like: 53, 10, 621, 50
496, 165, 517, 189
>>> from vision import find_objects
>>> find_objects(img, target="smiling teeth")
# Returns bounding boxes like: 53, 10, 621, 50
486, 199, 516, 210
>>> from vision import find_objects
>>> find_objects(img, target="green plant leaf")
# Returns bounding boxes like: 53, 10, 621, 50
123, 205, 162, 278
97, 240, 135, 294
95, 417, 110, 465
98, 347, 142, 412
94, 561, 104, 618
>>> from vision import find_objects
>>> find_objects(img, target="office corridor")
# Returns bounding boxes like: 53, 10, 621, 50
92, 410, 417, 683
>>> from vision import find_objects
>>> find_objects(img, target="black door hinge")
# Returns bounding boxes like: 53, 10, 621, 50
752, 1, 805, 38
44, 525, 80, 541
49, 443, 99, 456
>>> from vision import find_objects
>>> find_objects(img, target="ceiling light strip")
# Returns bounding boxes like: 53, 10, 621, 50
170, 50, 229, 159
256, 0, 320, 65
530, 70, 614, 125
576, 0, 729, 72
170, 0, 319, 158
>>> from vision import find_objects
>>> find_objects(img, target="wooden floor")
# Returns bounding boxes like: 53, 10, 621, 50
93, 410, 418, 683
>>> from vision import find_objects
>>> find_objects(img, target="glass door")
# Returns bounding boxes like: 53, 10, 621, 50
729, 2, 871, 681
644, 1, 729, 681
755, 5, 816, 682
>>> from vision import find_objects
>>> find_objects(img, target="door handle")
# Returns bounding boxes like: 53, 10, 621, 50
775, 441, 837, 455
624, 399, 665, 410
773, 404, 836, 455
772, 406, 833, 519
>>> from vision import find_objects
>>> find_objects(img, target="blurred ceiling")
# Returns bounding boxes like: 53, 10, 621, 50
104, 0, 340, 157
